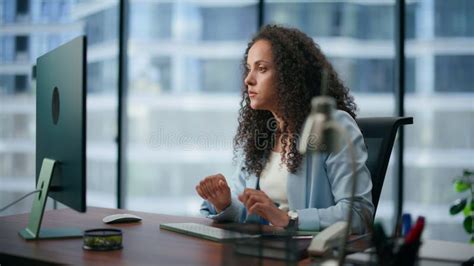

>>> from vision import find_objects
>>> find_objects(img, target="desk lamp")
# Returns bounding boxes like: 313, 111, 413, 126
298, 76, 358, 266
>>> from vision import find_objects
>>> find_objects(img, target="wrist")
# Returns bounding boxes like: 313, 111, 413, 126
215, 201, 231, 213
282, 212, 290, 227
272, 209, 290, 227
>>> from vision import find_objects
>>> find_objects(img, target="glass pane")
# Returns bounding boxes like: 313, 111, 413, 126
126, 1, 258, 215
405, 0, 474, 243
0, 0, 118, 216
265, 0, 397, 227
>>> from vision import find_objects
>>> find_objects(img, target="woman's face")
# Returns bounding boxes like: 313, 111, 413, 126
244, 40, 279, 112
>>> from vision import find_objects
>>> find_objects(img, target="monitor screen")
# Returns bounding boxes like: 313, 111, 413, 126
35, 36, 86, 213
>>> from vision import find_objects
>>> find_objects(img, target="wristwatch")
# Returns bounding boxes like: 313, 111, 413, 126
286, 210, 299, 230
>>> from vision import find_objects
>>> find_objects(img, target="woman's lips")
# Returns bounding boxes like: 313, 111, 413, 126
248, 92, 257, 97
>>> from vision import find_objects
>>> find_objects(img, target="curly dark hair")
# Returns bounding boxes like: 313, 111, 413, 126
233, 25, 357, 176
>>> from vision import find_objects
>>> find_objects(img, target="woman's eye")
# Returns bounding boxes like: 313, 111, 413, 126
258, 66, 267, 72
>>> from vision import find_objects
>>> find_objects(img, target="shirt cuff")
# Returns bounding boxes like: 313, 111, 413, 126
297, 208, 321, 231
206, 197, 243, 223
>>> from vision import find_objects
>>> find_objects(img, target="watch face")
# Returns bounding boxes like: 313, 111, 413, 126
286, 211, 299, 230
288, 211, 298, 220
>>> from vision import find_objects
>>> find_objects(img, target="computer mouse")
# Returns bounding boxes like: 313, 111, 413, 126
103, 213, 142, 224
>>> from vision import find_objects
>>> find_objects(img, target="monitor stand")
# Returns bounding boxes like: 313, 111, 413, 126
19, 158, 83, 240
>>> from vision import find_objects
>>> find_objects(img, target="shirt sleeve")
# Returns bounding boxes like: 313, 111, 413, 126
297, 111, 375, 234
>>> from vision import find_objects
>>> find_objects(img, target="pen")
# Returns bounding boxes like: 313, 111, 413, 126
402, 213, 412, 237
404, 216, 425, 244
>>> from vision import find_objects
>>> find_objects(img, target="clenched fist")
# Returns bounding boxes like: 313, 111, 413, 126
196, 174, 231, 213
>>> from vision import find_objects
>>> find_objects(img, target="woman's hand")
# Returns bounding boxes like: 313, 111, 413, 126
238, 188, 290, 227
195, 174, 231, 212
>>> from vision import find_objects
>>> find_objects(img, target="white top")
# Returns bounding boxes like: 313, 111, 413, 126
259, 151, 289, 212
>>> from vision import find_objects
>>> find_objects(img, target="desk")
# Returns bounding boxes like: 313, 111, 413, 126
0, 207, 311, 265
2, 208, 473, 265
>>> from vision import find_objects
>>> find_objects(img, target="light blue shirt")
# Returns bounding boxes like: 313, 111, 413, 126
200, 110, 374, 234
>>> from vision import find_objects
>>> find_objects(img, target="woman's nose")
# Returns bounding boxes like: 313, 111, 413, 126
244, 71, 256, 86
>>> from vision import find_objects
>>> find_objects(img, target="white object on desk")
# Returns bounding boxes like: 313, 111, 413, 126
308, 221, 348, 256
103, 213, 142, 224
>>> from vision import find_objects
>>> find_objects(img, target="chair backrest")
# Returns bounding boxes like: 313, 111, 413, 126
355, 117, 413, 215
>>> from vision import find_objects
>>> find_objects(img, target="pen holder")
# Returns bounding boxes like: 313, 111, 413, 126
393, 240, 422, 266
373, 238, 421, 266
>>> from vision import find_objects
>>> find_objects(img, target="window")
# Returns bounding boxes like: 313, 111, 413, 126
435, 55, 474, 92
354, 59, 394, 93
405, 0, 473, 242
265, 2, 394, 40
125, 1, 258, 215
15, 35, 28, 57
0, 75, 15, 94
435, 0, 474, 37
16, 0, 29, 15
200, 59, 241, 93
0, 0, 119, 216
85, 7, 118, 46
201, 6, 257, 41
129, 3, 172, 40
14, 74, 27, 93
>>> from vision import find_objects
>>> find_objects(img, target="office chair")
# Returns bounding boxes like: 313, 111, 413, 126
355, 117, 413, 215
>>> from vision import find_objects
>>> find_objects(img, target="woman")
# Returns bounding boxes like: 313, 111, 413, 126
196, 25, 374, 234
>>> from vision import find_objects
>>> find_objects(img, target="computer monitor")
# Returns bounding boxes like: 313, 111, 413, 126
19, 36, 87, 240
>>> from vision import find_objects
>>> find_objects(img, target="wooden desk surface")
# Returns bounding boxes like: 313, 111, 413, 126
0, 207, 311, 265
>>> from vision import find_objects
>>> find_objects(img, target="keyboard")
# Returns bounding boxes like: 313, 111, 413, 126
160, 223, 259, 242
